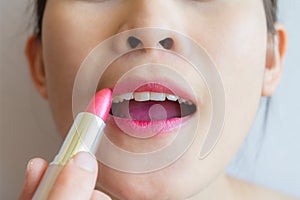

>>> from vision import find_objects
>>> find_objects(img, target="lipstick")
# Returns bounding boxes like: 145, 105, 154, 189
33, 89, 112, 199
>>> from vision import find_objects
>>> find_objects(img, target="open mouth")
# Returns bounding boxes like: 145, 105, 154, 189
107, 82, 198, 137
110, 92, 196, 121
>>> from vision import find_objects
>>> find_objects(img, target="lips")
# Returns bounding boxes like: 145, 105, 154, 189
109, 83, 197, 138
97, 51, 200, 138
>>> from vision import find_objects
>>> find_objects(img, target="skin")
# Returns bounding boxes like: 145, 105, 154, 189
21, 0, 290, 199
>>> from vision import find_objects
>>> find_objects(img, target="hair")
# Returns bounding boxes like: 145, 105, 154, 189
264, 0, 278, 34
33, 0, 278, 38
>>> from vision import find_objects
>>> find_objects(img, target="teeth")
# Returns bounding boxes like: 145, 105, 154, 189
134, 92, 150, 102
166, 94, 178, 101
122, 93, 134, 100
112, 93, 133, 103
112, 96, 124, 103
178, 98, 186, 104
150, 92, 166, 101
112, 92, 193, 105
186, 100, 193, 105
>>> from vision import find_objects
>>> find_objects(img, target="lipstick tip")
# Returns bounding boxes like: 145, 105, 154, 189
86, 88, 112, 121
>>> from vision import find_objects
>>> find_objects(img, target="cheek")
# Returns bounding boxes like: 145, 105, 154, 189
41, 2, 120, 135
188, 2, 267, 165
218, 6, 267, 132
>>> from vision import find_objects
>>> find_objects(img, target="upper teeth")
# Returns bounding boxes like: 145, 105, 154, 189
112, 92, 192, 105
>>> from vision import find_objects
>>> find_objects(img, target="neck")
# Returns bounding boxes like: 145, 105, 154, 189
187, 173, 237, 200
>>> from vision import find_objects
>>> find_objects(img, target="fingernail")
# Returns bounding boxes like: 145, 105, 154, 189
73, 152, 97, 172
26, 159, 34, 175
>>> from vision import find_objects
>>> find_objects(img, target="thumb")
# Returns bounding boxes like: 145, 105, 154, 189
47, 152, 99, 200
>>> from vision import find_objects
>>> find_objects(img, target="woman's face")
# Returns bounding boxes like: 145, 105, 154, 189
36, 0, 269, 199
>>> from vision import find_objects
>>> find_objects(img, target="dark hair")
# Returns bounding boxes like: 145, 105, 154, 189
264, 0, 278, 34
34, 0, 278, 38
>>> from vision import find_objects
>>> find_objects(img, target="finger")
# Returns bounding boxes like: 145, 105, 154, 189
19, 158, 48, 200
91, 190, 112, 200
48, 152, 98, 200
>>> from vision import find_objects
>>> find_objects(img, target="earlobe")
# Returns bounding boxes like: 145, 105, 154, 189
25, 34, 48, 99
262, 23, 287, 97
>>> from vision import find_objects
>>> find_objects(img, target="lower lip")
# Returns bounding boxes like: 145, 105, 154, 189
107, 115, 191, 138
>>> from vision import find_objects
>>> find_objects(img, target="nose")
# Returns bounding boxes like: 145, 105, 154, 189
112, 1, 186, 53
127, 36, 174, 50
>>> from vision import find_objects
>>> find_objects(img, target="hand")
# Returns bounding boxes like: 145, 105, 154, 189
19, 152, 111, 200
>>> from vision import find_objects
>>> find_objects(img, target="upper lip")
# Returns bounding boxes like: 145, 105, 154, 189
98, 50, 201, 107
111, 77, 198, 107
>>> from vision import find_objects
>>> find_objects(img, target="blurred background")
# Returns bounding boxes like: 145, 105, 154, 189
1, 0, 299, 199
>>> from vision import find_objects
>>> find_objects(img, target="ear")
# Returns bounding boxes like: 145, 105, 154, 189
262, 23, 287, 97
25, 34, 48, 99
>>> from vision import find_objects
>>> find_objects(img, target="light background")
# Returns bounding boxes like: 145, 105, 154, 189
0, 0, 299, 199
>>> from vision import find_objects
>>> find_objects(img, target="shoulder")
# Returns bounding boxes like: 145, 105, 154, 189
227, 175, 299, 200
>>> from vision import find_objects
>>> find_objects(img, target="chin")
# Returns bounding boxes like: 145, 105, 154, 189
96, 153, 209, 200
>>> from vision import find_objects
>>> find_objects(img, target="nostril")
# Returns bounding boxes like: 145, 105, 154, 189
159, 38, 174, 50
128, 36, 142, 49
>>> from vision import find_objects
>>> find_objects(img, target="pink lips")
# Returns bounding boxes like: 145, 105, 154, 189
134, 83, 174, 94
109, 116, 187, 138
109, 83, 194, 138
